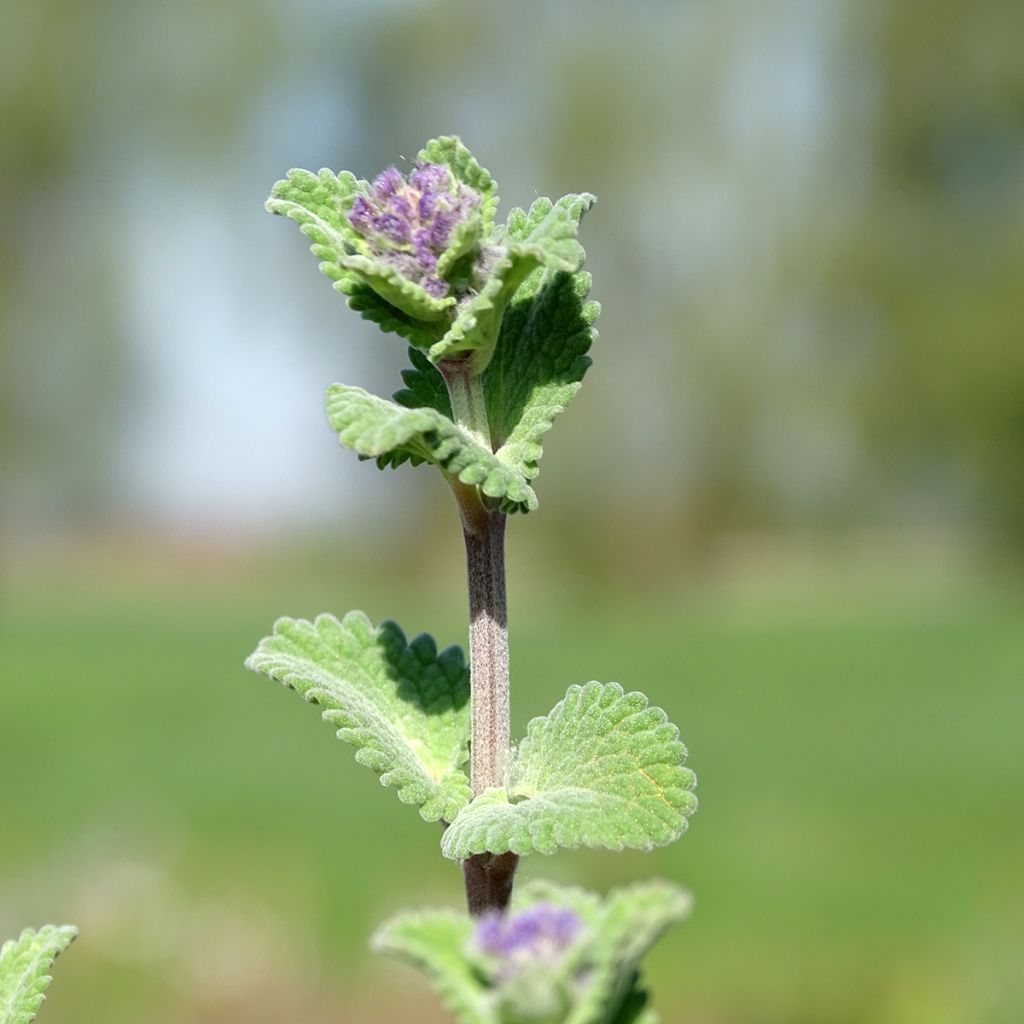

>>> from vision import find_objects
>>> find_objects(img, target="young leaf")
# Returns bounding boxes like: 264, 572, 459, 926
0, 925, 76, 1024
245, 611, 472, 823
417, 135, 500, 231
428, 195, 592, 372
325, 384, 538, 513
338, 281, 448, 350
427, 246, 542, 370
488, 253, 597, 483
372, 911, 495, 1024
441, 682, 697, 859
566, 882, 691, 1024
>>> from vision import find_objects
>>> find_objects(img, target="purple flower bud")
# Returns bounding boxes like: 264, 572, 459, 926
372, 166, 403, 201
343, 160, 480, 299
413, 229, 438, 271
409, 162, 451, 193
424, 275, 449, 298
387, 194, 413, 219
429, 211, 457, 250
373, 213, 409, 244
418, 189, 438, 220
475, 904, 582, 979
348, 195, 374, 235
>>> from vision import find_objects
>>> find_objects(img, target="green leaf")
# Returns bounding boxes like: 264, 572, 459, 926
428, 195, 592, 373
486, 196, 597, 480
325, 384, 538, 513
566, 882, 691, 1024
337, 280, 449, 349
394, 347, 453, 419
245, 611, 472, 823
0, 925, 76, 1024
500, 193, 595, 276
266, 168, 455, 328
441, 682, 697, 859
418, 135, 500, 230
372, 911, 495, 1024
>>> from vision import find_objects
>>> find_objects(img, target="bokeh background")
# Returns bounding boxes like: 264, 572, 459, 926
2, 1, 1023, 1022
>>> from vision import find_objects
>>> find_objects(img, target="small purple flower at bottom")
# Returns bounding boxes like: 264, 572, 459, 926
475, 904, 583, 980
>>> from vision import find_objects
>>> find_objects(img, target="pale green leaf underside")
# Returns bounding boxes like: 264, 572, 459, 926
372, 911, 493, 1024
441, 683, 697, 859
325, 384, 538, 513
245, 611, 472, 823
0, 925, 76, 1024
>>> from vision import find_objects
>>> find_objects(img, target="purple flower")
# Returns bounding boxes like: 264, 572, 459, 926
372, 166, 403, 200
475, 904, 582, 980
345, 161, 482, 300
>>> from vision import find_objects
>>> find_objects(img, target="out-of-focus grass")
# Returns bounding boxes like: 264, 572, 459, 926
1, 549, 1022, 1023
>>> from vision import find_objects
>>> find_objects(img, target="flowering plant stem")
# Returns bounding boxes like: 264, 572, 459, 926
255, 139, 700, 1021
442, 359, 520, 916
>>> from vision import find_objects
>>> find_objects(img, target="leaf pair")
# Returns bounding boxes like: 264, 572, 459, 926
373, 879, 691, 1024
245, 614, 697, 859
0, 926, 76, 1024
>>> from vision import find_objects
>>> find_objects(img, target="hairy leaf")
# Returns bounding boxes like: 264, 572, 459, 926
0, 925, 76, 1024
325, 384, 538, 513
393, 347, 453, 419
441, 683, 697, 859
487, 194, 597, 482
428, 195, 591, 372
372, 911, 495, 1024
245, 611, 472, 823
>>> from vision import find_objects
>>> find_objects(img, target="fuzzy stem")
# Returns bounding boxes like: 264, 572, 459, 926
441, 360, 519, 915
440, 358, 492, 450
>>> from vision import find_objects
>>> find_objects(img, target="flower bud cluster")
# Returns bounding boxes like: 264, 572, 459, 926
348, 163, 480, 299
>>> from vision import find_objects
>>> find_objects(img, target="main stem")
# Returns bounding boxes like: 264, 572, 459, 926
440, 359, 519, 916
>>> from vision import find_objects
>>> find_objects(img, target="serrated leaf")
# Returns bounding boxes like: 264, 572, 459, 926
0, 925, 76, 1024
394, 347, 453, 418
486, 197, 597, 483
566, 882, 691, 1024
429, 195, 592, 373
437, 216, 485, 282
267, 167, 455, 328
337, 280, 449, 349
418, 135, 500, 230
325, 384, 538, 513
328, 251, 455, 322
266, 167, 369, 254
428, 248, 542, 370
245, 611, 472, 823
372, 911, 495, 1024
441, 683, 697, 859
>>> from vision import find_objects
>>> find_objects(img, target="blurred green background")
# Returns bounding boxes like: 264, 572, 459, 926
2, 1, 1022, 1022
